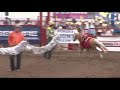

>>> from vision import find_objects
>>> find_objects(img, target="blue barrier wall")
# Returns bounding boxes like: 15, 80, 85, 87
114, 29, 120, 33
0, 25, 40, 45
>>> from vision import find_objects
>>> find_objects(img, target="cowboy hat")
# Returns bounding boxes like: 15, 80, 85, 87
5, 17, 9, 19
79, 22, 82, 25
70, 22, 73, 25
14, 24, 22, 28
66, 22, 70, 24
102, 24, 107, 27
48, 21, 55, 26
99, 20, 103, 23
75, 22, 81, 25
58, 26, 63, 29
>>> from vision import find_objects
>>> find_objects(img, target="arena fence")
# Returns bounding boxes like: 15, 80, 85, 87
54, 28, 120, 50
0, 25, 41, 47
0, 24, 120, 50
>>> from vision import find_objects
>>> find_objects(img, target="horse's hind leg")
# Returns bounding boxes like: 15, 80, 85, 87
79, 45, 83, 53
87, 48, 90, 55
94, 39, 108, 53
94, 46, 104, 58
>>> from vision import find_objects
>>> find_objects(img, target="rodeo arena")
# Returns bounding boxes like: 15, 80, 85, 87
0, 12, 120, 78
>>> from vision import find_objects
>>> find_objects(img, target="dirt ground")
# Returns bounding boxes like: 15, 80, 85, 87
0, 50, 120, 78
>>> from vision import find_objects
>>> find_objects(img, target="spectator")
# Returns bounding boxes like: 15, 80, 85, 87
94, 20, 99, 26
81, 21, 86, 29
9, 18, 12, 25
71, 17, 77, 23
75, 22, 80, 28
43, 21, 55, 59
88, 22, 96, 36
93, 21, 98, 35
66, 22, 73, 30
65, 22, 69, 29
79, 21, 86, 34
4, 17, 11, 25
24, 18, 32, 25
55, 21, 60, 29
78, 21, 82, 28
84, 22, 89, 34
118, 23, 120, 28
15, 20, 20, 26
102, 26, 114, 36
58, 26, 63, 30
97, 21, 103, 36
8, 25, 25, 71
69, 22, 74, 29
43, 24, 49, 30
60, 17, 66, 29
102, 23, 108, 33
73, 26, 77, 30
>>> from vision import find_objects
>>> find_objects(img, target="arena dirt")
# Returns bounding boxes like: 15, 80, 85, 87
0, 50, 120, 78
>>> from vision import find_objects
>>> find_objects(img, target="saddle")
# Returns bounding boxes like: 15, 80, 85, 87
80, 34, 92, 48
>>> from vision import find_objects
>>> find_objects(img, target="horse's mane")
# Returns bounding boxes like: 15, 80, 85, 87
75, 32, 82, 37
74, 32, 83, 42
76, 27, 82, 33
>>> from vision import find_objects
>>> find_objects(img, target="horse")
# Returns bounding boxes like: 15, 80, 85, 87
73, 33, 108, 58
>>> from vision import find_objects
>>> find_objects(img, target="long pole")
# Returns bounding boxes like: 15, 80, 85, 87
111, 12, 115, 27
40, 12, 46, 46
48, 12, 50, 23
40, 12, 42, 46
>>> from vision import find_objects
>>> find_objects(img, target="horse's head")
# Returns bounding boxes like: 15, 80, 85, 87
73, 33, 78, 41
73, 33, 83, 41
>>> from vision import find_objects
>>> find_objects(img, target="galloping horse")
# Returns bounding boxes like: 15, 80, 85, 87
73, 33, 108, 58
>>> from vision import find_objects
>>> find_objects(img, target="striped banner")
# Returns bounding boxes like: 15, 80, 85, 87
97, 36, 120, 51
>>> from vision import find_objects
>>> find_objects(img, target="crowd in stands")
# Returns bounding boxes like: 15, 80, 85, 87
45, 17, 118, 50
2, 16, 120, 37
45, 17, 120, 37
3, 17, 33, 25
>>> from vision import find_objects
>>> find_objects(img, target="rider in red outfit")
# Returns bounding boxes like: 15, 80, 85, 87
81, 33, 92, 48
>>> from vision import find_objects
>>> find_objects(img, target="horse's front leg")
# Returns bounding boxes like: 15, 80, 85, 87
80, 46, 84, 53
87, 48, 92, 58
87, 48, 90, 55
79, 46, 83, 56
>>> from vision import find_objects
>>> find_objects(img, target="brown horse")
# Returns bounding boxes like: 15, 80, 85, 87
73, 33, 108, 58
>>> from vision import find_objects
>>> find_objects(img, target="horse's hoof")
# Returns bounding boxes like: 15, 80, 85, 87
84, 50, 86, 52
100, 54, 103, 58
100, 56, 103, 58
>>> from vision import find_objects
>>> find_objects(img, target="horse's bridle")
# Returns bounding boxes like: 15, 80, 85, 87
73, 33, 83, 42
